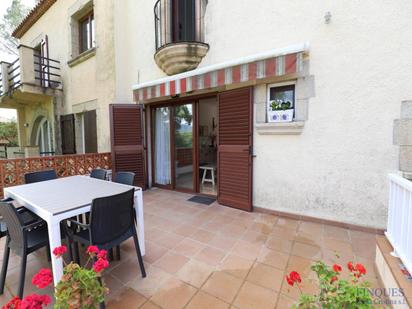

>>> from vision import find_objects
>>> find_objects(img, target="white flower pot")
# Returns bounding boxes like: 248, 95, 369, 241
267, 109, 294, 123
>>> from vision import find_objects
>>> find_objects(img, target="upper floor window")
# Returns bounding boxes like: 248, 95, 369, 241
79, 11, 95, 54
172, 0, 196, 42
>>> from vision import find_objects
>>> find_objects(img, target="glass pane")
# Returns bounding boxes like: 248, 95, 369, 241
154, 107, 171, 185
174, 104, 194, 190
80, 19, 89, 52
91, 16, 96, 48
269, 86, 295, 107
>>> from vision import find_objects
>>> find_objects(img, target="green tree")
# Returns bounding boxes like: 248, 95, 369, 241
0, 121, 18, 146
0, 0, 30, 56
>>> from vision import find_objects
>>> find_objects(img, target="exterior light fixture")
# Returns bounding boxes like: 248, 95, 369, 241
324, 11, 332, 24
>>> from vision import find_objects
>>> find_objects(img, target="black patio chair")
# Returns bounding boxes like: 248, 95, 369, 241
68, 189, 146, 279
24, 170, 57, 184
113, 172, 135, 186
0, 202, 50, 298
90, 169, 107, 180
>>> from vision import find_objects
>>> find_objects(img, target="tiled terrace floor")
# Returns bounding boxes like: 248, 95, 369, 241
0, 188, 381, 308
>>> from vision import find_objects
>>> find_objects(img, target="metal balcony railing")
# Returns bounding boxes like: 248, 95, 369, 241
33, 54, 61, 88
154, 0, 204, 50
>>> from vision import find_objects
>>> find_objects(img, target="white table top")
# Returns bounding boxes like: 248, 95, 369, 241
4, 175, 139, 216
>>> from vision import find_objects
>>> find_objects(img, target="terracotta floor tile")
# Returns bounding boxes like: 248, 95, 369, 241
195, 246, 226, 266
207, 235, 239, 251
270, 226, 297, 241
286, 255, 315, 277
257, 247, 289, 270
241, 230, 268, 245
276, 217, 300, 230
248, 222, 273, 235
153, 251, 189, 274
231, 240, 262, 260
295, 230, 323, 246
298, 221, 323, 234
234, 281, 278, 309
150, 278, 197, 309
246, 262, 284, 291
107, 287, 146, 309
323, 238, 353, 255
201, 272, 243, 303
110, 257, 148, 285
127, 265, 171, 298
145, 227, 170, 242
177, 259, 213, 288
291, 241, 322, 260
219, 254, 254, 279
324, 225, 350, 242
276, 293, 297, 308
265, 236, 293, 254
186, 290, 230, 309
173, 224, 197, 237
155, 232, 185, 249
255, 213, 278, 226
143, 242, 168, 264
139, 301, 161, 309
218, 223, 247, 239
172, 238, 205, 257
190, 229, 216, 244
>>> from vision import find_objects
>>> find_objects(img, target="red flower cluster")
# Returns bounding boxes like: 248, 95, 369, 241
333, 264, 342, 273
93, 257, 109, 273
31, 269, 52, 289
52, 246, 67, 258
21, 294, 51, 309
86, 246, 99, 255
286, 271, 302, 286
2, 294, 51, 309
348, 262, 366, 278
2, 296, 21, 309
86, 246, 110, 273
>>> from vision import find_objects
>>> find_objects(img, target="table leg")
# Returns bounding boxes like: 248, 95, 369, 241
134, 190, 145, 256
47, 220, 63, 285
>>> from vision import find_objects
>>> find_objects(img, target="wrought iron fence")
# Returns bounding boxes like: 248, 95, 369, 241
8, 58, 21, 91
0, 152, 111, 198
33, 54, 61, 88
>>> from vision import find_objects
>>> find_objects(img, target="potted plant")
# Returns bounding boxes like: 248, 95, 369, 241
267, 100, 294, 123
285, 260, 374, 308
2, 245, 109, 309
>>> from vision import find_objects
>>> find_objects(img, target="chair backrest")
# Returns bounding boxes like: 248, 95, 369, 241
24, 170, 57, 184
89, 189, 135, 245
0, 202, 24, 250
90, 169, 107, 180
113, 172, 135, 186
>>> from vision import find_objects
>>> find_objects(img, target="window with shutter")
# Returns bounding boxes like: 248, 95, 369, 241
60, 114, 76, 155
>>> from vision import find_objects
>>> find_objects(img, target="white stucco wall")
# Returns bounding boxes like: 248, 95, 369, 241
119, 0, 412, 228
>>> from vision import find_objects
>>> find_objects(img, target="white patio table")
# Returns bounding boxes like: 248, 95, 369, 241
3, 175, 145, 285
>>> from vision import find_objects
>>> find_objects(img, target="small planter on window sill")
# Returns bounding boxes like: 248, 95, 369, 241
267, 100, 294, 123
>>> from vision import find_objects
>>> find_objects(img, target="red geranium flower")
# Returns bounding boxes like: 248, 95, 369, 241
97, 249, 107, 260
355, 263, 366, 276
333, 264, 342, 273
93, 258, 109, 273
20, 294, 51, 309
330, 276, 338, 283
32, 269, 52, 289
2, 296, 21, 309
285, 271, 301, 286
86, 246, 99, 255
347, 262, 355, 272
52, 246, 67, 258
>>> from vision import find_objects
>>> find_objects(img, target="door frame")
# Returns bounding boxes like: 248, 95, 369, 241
147, 93, 217, 195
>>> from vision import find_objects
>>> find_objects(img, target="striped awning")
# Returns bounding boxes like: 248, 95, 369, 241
133, 43, 308, 102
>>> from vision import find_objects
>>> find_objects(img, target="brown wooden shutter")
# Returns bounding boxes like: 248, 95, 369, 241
110, 104, 146, 189
218, 87, 253, 211
84, 110, 97, 153
61, 114, 76, 154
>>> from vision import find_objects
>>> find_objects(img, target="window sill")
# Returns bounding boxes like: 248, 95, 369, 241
68, 47, 96, 67
255, 121, 304, 135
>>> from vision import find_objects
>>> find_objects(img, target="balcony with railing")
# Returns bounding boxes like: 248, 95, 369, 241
154, 0, 209, 75
0, 45, 61, 97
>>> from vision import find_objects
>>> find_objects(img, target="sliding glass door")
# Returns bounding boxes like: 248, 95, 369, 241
173, 103, 194, 190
